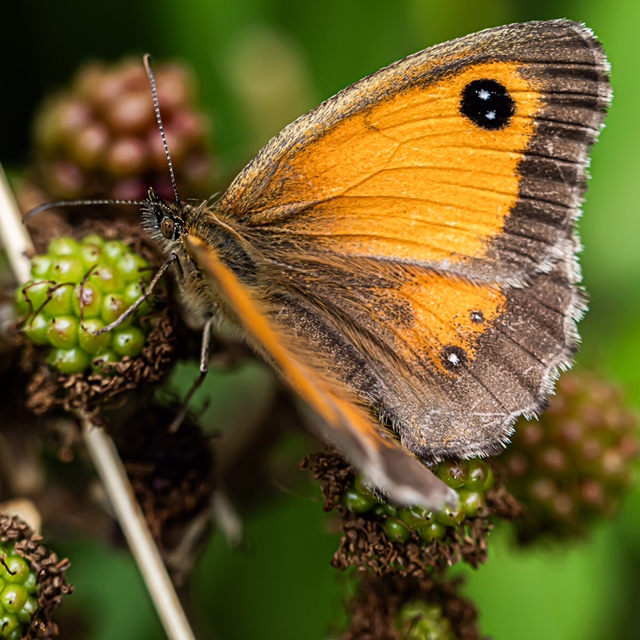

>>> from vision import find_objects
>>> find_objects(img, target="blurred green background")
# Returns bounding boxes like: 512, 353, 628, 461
2, 0, 640, 638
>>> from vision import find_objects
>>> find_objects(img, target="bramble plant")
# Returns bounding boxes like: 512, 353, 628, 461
16, 235, 153, 375
2, 16, 638, 638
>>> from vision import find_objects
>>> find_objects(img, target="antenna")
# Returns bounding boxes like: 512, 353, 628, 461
144, 54, 182, 208
24, 197, 147, 222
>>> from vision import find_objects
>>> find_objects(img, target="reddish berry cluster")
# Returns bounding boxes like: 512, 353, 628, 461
502, 371, 638, 541
32, 58, 213, 201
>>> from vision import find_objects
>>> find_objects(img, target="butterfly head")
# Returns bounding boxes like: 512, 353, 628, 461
140, 187, 188, 248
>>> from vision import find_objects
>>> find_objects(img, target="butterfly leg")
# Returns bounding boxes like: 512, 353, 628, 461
85, 254, 177, 335
168, 316, 214, 432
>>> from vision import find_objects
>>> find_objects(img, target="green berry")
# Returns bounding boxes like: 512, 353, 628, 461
19, 235, 154, 375
30, 255, 52, 279
22, 573, 36, 595
101, 293, 132, 327
465, 460, 493, 491
398, 601, 455, 640
49, 237, 80, 257
50, 256, 86, 283
48, 347, 90, 374
88, 264, 123, 293
79, 242, 105, 269
122, 282, 151, 314
343, 489, 377, 514
384, 519, 411, 543
103, 240, 127, 264
381, 502, 399, 517
23, 314, 49, 345
78, 318, 111, 354
116, 251, 148, 282
0, 544, 40, 639
418, 522, 447, 541
16, 595, 38, 624
398, 505, 434, 529
46, 315, 79, 349
1, 556, 29, 585
436, 459, 469, 489
458, 490, 486, 518
353, 474, 378, 501
22, 281, 51, 312
81, 233, 105, 247
47, 284, 74, 316
72, 282, 103, 318
435, 497, 466, 527
0, 612, 18, 636
4, 626, 23, 640
14, 288, 30, 316
0, 585, 27, 614
91, 349, 119, 374
112, 326, 145, 357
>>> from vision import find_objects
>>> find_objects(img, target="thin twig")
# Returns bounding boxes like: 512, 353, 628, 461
80, 415, 196, 640
0, 163, 197, 640
0, 166, 33, 281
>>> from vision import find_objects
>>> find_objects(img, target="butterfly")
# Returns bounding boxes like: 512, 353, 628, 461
138, 19, 610, 509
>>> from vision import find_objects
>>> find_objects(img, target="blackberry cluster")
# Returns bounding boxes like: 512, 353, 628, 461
343, 573, 481, 640
0, 542, 39, 639
502, 370, 638, 542
0, 515, 73, 640
302, 452, 519, 576
31, 58, 213, 202
16, 235, 153, 375
342, 458, 495, 544
396, 600, 455, 640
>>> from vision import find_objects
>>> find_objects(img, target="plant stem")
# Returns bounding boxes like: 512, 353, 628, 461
81, 414, 197, 640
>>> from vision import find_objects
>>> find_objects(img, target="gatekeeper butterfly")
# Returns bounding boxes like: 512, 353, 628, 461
41, 20, 612, 508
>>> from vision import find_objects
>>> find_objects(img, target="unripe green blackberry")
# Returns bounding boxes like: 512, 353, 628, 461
16, 234, 154, 375
0, 541, 39, 639
397, 601, 455, 640
0, 514, 73, 639
31, 58, 214, 203
342, 458, 495, 545
501, 370, 639, 542
343, 573, 481, 640
302, 452, 517, 576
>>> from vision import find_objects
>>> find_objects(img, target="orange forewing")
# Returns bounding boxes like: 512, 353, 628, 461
184, 235, 456, 508
224, 61, 541, 276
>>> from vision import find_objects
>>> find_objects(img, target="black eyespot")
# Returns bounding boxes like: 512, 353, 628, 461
441, 345, 467, 372
470, 310, 485, 324
460, 79, 515, 130
161, 217, 175, 239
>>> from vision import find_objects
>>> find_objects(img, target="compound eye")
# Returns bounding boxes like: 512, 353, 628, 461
161, 217, 175, 239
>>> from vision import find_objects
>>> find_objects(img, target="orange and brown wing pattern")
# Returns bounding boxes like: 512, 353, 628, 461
221, 21, 609, 285
266, 254, 583, 460
184, 235, 457, 508
201, 22, 609, 473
